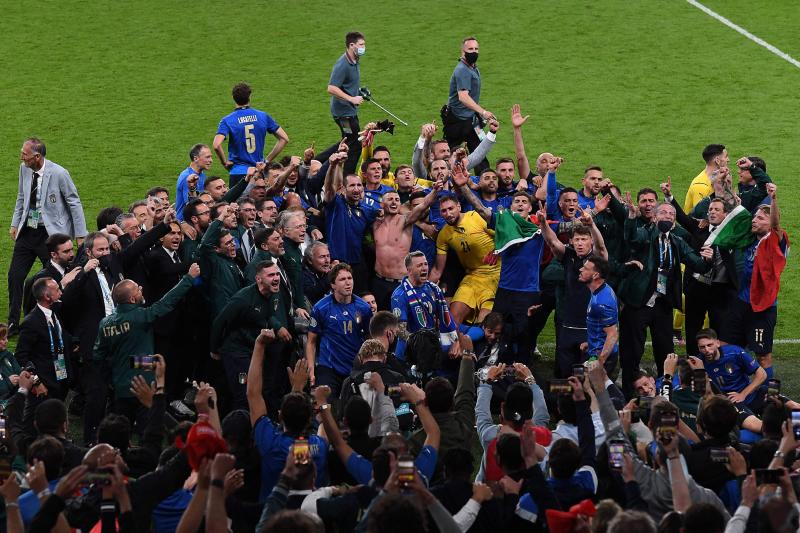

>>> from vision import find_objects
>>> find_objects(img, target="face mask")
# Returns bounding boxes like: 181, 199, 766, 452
98, 255, 113, 270
464, 51, 479, 65
657, 220, 673, 233
356, 47, 366, 56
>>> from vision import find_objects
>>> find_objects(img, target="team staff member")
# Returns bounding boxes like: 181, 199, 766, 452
175, 144, 213, 222
442, 36, 494, 172
327, 31, 366, 175
210, 261, 288, 411
93, 264, 200, 432
306, 263, 373, 395
214, 82, 289, 187
9, 138, 87, 335
195, 206, 246, 317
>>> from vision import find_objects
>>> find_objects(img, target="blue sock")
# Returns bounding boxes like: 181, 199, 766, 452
458, 324, 484, 343
764, 366, 775, 380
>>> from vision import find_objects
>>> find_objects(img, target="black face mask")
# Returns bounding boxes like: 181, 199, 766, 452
657, 220, 673, 233
98, 255, 113, 270
464, 52, 479, 65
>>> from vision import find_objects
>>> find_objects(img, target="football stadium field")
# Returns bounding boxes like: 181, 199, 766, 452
1, 0, 798, 386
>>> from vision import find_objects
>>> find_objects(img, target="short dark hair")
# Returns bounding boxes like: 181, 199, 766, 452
328, 262, 352, 285
424, 377, 454, 414
549, 438, 581, 479
512, 190, 532, 203
683, 503, 726, 533
189, 143, 208, 162
264, 510, 323, 533
747, 155, 767, 172
762, 401, 789, 441
205, 175, 226, 189
495, 432, 524, 473
503, 383, 533, 428
586, 255, 611, 280
345, 31, 365, 47
637, 187, 658, 201
360, 158, 381, 174
280, 392, 313, 435
442, 448, 474, 480
607, 511, 656, 533
369, 310, 399, 338
232, 82, 252, 106
35, 399, 67, 436
344, 396, 371, 433
558, 187, 578, 200
697, 396, 737, 440
373, 145, 390, 155
96, 207, 123, 230
572, 225, 592, 238
408, 190, 427, 202
146, 186, 168, 199
367, 493, 425, 533
97, 413, 132, 455
708, 197, 732, 213
702, 144, 726, 164
696, 328, 718, 342
32, 277, 54, 302
254, 260, 277, 276
254, 227, 278, 249
495, 157, 514, 167
584, 165, 603, 176
46, 233, 72, 255
27, 436, 64, 481
481, 311, 503, 330
438, 192, 459, 207
749, 439, 779, 469
183, 197, 205, 222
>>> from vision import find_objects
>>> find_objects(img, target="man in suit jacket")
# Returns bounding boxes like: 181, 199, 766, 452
145, 221, 190, 398
15, 278, 74, 401
22, 233, 81, 316
8, 138, 88, 334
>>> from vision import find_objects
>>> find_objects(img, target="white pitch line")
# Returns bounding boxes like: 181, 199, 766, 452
686, 0, 800, 70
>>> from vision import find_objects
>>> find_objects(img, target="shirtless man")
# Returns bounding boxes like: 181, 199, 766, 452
371, 184, 441, 311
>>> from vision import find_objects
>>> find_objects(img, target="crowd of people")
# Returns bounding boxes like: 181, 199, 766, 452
0, 30, 795, 533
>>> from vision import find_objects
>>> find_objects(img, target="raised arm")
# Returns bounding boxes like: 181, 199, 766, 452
535, 209, 566, 259
405, 182, 442, 227
453, 162, 491, 223
322, 149, 346, 204
465, 120, 498, 171
246, 330, 275, 425
403, 383, 441, 451
768, 184, 780, 229
412, 123, 435, 179
510, 104, 531, 181
265, 156, 299, 196
581, 209, 608, 261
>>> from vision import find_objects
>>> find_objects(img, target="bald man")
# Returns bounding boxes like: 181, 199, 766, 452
93, 264, 200, 436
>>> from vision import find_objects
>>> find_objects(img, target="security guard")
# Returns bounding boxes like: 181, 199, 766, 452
93, 263, 201, 433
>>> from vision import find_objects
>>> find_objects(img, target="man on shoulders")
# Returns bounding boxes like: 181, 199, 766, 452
684, 144, 727, 213
213, 82, 289, 187
9, 138, 87, 335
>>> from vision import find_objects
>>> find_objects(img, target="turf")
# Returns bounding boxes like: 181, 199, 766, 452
0, 0, 797, 385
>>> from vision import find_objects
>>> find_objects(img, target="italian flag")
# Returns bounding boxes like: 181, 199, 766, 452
494, 209, 540, 254
703, 205, 754, 249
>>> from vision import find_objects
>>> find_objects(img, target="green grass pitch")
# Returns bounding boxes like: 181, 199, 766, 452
0, 0, 797, 389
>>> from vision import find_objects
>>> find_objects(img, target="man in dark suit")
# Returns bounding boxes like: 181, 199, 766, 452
8, 138, 88, 335
22, 233, 81, 316
145, 221, 190, 398
15, 278, 73, 401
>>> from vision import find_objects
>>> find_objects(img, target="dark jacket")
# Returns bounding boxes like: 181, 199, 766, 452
0, 349, 21, 403
144, 245, 190, 336
93, 275, 193, 399
22, 262, 65, 316
195, 219, 246, 317
209, 284, 283, 355
302, 264, 329, 308
408, 357, 477, 485
15, 307, 74, 398
282, 238, 306, 311
618, 218, 711, 309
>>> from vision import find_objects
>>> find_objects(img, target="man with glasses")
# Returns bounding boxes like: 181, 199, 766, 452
255, 198, 278, 228
9, 137, 87, 336
276, 210, 309, 320
233, 198, 259, 265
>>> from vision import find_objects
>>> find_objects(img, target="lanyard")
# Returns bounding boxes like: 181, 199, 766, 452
659, 236, 673, 269
47, 320, 64, 357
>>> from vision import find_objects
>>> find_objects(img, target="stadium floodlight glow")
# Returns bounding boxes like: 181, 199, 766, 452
359, 87, 408, 126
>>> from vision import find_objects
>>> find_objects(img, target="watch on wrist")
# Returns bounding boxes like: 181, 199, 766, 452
320, 404, 330, 412
774, 450, 786, 458
211, 479, 224, 489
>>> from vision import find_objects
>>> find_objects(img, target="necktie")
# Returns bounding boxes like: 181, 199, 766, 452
171, 252, 179, 264
247, 229, 255, 261
30, 172, 39, 211
48, 317, 61, 353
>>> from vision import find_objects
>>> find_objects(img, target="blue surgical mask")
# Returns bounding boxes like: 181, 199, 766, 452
356, 47, 366, 56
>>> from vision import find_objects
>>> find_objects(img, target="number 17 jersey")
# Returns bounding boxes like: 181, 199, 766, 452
216, 107, 280, 174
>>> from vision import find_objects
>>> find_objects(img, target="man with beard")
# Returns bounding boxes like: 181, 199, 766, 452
578, 256, 619, 374
302, 241, 332, 307
196, 205, 246, 318
408, 191, 439, 269
210, 261, 288, 411
372, 186, 441, 311
306, 263, 373, 394
94, 263, 200, 432
391, 251, 460, 362
22, 233, 81, 315
255, 198, 278, 228
618, 197, 713, 398
465, 168, 512, 214
430, 163, 500, 326
179, 198, 212, 261
538, 208, 608, 378
322, 149, 380, 292
578, 166, 604, 209
412, 122, 496, 182
233, 197, 258, 264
